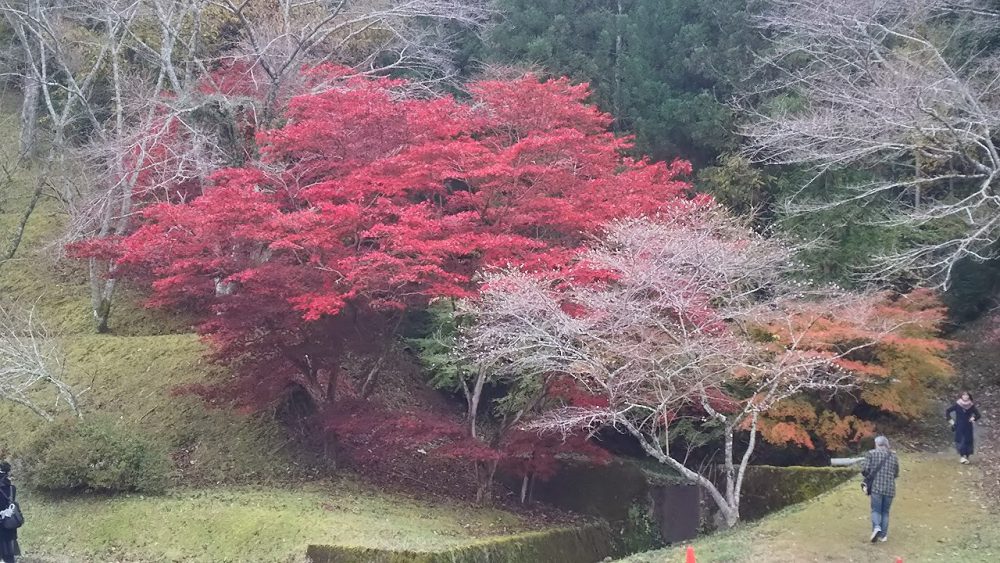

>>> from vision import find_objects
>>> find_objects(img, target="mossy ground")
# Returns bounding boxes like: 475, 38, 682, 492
617, 451, 1000, 563
17, 479, 530, 562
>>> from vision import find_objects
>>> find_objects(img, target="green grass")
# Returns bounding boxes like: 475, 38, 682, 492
1, 166, 289, 483
0, 333, 293, 484
0, 204, 194, 337
20, 479, 531, 562
618, 452, 1000, 563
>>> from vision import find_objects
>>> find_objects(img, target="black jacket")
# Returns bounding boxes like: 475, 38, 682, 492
0, 478, 16, 541
946, 402, 980, 436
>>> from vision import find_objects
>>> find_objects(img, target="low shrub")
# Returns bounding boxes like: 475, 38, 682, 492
737, 465, 858, 520
306, 523, 613, 563
23, 415, 170, 494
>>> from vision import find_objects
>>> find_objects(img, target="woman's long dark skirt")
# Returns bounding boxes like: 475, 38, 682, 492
0, 537, 19, 563
955, 426, 975, 456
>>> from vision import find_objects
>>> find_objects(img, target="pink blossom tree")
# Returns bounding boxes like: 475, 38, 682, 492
458, 208, 895, 527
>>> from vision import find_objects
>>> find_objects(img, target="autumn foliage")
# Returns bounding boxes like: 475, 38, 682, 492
327, 399, 610, 495
757, 288, 953, 450
84, 66, 697, 412
456, 209, 956, 524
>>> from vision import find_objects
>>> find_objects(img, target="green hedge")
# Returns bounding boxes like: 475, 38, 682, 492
737, 465, 858, 521
306, 524, 612, 563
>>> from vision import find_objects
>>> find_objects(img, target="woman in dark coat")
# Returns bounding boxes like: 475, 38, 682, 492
0, 461, 19, 563
946, 391, 981, 464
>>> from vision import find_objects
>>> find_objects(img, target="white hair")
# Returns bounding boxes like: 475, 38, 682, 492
874, 435, 890, 449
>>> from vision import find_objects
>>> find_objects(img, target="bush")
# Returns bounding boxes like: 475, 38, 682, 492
737, 465, 857, 521
23, 416, 170, 494
307, 524, 613, 563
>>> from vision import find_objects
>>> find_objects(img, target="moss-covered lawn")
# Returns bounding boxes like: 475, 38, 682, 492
18, 479, 531, 562
619, 452, 1000, 562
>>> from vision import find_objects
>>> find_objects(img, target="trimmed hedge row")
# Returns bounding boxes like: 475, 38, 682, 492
738, 465, 858, 521
306, 523, 613, 563
306, 465, 856, 562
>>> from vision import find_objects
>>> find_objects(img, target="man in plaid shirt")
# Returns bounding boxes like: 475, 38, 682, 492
861, 435, 900, 543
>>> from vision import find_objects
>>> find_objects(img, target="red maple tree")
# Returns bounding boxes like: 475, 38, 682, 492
91, 66, 699, 412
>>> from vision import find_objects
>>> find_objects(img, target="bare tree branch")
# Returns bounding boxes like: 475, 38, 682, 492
742, 0, 1000, 287
0, 300, 80, 420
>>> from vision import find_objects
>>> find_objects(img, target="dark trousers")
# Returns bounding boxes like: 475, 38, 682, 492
870, 493, 893, 536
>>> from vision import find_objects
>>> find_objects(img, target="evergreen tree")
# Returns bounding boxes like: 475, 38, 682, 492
487, 0, 754, 165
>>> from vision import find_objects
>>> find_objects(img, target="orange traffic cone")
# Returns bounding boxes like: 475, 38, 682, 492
685, 545, 696, 563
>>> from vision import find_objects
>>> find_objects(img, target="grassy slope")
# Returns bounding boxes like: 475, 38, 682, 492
618, 451, 1000, 563
21, 480, 527, 562
0, 196, 290, 483
0, 117, 541, 561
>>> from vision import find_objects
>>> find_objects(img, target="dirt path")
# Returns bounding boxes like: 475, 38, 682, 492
620, 450, 1000, 562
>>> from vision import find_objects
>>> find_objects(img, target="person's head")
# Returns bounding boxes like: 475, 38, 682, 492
874, 435, 890, 450
0, 461, 9, 476
960, 391, 974, 403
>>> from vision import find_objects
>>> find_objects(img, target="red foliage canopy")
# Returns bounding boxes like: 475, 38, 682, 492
92, 67, 699, 409
327, 399, 611, 489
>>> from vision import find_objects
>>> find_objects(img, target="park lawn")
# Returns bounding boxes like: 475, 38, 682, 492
18, 479, 531, 562
619, 452, 1000, 563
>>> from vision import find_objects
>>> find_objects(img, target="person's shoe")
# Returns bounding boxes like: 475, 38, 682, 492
870, 527, 882, 542
961, 456, 970, 464
879, 534, 888, 542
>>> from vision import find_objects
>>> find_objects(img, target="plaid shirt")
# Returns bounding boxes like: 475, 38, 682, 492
861, 448, 900, 497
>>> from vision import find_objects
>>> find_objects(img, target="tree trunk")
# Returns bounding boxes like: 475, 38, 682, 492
359, 315, 403, 399
291, 366, 338, 408
467, 368, 487, 439
612, 0, 624, 132
0, 181, 42, 267
359, 352, 387, 399
19, 73, 39, 157
723, 423, 737, 517
519, 473, 535, 504
627, 422, 742, 528
17, 0, 41, 156
88, 259, 117, 333
474, 458, 499, 504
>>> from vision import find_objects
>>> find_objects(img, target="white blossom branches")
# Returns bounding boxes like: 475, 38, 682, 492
0, 301, 80, 421
744, 0, 1000, 286
458, 208, 878, 527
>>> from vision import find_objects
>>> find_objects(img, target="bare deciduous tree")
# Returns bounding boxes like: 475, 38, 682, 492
458, 209, 886, 527
743, 0, 1000, 287
216, 0, 493, 120
0, 301, 80, 420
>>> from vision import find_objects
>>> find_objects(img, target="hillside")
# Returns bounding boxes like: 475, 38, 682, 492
0, 164, 296, 484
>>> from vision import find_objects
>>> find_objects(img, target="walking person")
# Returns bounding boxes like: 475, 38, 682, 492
0, 462, 19, 563
946, 391, 981, 464
861, 435, 899, 543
